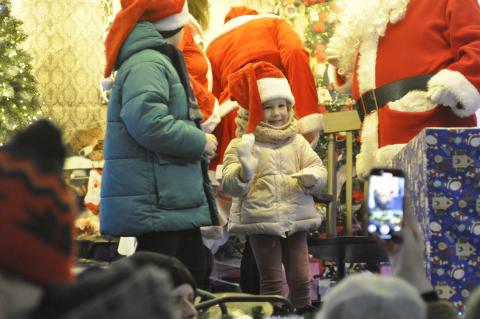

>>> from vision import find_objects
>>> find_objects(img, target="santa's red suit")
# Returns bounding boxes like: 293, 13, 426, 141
178, 20, 235, 134
328, 0, 480, 178
179, 25, 214, 117
206, 6, 323, 170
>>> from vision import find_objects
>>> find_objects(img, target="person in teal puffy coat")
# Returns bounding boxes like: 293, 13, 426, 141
100, 0, 219, 289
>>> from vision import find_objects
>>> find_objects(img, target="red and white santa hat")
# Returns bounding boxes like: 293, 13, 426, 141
104, 0, 189, 79
228, 61, 295, 133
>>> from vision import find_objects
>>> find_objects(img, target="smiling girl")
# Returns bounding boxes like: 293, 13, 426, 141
221, 61, 327, 314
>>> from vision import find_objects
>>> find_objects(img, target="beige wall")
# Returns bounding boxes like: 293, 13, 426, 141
11, 0, 108, 139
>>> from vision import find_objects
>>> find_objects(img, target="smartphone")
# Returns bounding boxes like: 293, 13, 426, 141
367, 168, 405, 240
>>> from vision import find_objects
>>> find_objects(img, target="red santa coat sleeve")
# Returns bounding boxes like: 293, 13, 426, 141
179, 26, 221, 131
446, 0, 480, 80
179, 27, 209, 88
276, 19, 323, 133
211, 68, 223, 102
427, 0, 480, 116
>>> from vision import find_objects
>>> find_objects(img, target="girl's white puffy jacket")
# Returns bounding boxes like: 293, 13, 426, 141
222, 134, 327, 237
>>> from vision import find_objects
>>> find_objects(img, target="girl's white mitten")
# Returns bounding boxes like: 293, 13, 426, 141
237, 134, 258, 182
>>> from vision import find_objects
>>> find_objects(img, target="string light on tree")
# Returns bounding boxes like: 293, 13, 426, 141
272, 0, 351, 110
0, 0, 42, 143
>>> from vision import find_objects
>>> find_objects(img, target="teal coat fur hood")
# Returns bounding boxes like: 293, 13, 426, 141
100, 22, 218, 236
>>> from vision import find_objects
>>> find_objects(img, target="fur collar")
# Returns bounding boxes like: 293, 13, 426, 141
328, 0, 411, 80
254, 119, 298, 144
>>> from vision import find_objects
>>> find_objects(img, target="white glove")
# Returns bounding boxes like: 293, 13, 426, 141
237, 134, 258, 182
291, 170, 320, 188
427, 85, 469, 117
300, 174, 319, 188
203, 133, 218, 159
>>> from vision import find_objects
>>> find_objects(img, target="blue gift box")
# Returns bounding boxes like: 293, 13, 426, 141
393, 128, 480, 313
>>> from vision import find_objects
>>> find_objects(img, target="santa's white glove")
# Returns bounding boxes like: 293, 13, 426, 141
237, 134, 259, 182
427, 85, 469, 117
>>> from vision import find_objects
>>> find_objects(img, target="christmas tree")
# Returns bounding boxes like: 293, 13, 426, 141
0, 0, 42, 144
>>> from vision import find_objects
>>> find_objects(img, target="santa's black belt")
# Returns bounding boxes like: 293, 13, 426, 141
354, 74, 434, 121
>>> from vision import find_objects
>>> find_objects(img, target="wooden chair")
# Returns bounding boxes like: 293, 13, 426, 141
308, 110, 388, 279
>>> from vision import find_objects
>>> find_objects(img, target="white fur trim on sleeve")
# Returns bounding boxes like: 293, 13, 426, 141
201, 99, 221, 133
375, 144, 406, 168
428, 69, 480, 117
297, 113, 323, 134
219, 99, 239, 118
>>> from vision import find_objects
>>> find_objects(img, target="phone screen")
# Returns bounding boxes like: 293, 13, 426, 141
367, 169, 405, 239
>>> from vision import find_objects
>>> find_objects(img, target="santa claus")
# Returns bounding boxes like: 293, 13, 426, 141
327, 0, 480, 179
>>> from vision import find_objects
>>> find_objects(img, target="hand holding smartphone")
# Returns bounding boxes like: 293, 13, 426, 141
367, 168, 405, 240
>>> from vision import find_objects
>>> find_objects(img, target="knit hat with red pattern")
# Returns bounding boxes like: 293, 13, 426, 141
0, 120, 77, 285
